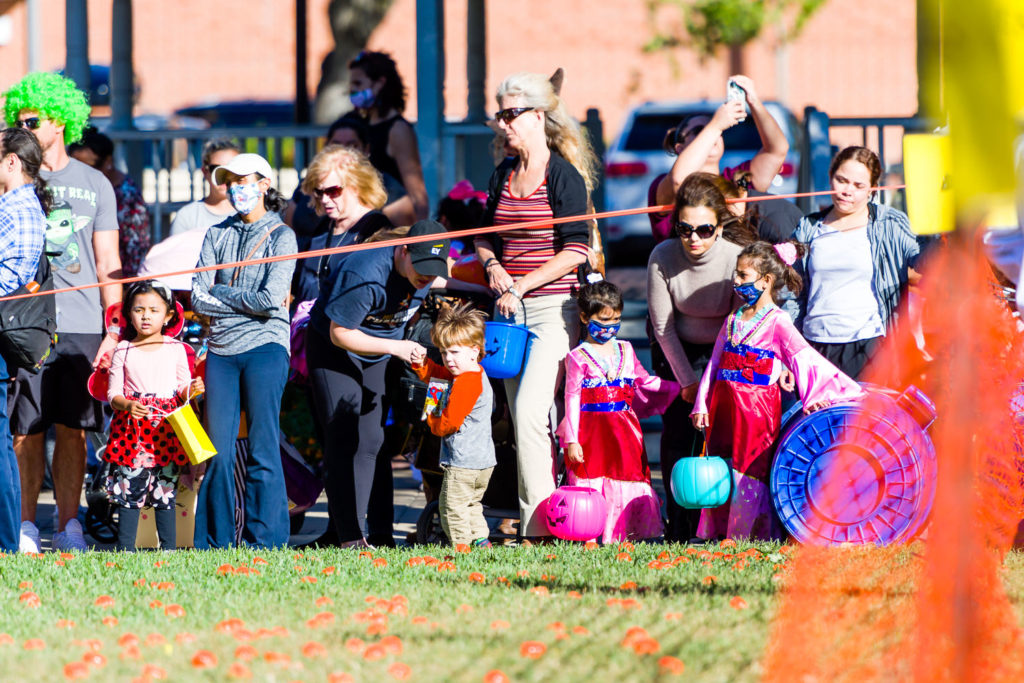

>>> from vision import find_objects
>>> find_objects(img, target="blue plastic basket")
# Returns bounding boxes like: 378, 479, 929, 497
480, 321, 531, 379
770, 388, 937, 546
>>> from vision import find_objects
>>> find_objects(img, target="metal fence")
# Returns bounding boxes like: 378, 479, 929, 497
106, 126, 326, 241
799, 107, 936, 212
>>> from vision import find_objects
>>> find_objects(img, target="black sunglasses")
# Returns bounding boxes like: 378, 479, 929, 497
16, 117, 42, 130
674, 220, 717, 239
314, 185, 344, 200
494, 107, 534, 124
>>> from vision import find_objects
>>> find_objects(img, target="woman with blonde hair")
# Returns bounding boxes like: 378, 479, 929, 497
294, 145, 391, 304
474, 69, 599, 543
298, 144, 397, 547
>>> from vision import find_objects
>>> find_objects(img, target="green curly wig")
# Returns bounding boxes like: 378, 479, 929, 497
3, 72, 91, 144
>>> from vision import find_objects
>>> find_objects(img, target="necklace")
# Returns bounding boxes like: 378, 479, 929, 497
579, 341, 624, 381
728, 304, 775, 346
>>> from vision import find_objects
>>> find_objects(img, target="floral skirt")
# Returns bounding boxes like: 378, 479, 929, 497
106, 463, 180, 510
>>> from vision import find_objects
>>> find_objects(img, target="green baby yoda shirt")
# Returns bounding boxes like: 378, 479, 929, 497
40, 158, 118, 334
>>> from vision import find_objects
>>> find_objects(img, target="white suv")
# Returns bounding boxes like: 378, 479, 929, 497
603, 100, 802, 261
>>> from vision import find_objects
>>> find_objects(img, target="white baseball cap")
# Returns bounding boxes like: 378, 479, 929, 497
212, 153, 274, 185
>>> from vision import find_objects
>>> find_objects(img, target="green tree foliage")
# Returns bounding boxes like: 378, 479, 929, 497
645, 0, 827, 59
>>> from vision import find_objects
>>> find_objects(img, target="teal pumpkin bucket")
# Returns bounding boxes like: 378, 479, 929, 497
480, 321, 531, 379
670, 455, 732, 509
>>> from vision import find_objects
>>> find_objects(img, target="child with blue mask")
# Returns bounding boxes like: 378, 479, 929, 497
555, 280, 681, 542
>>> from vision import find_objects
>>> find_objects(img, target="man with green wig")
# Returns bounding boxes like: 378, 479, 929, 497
3, 72, 122, 553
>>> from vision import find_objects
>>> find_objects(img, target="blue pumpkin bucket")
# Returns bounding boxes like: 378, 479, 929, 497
480, 304, 532, 379
670, 434, 732, 509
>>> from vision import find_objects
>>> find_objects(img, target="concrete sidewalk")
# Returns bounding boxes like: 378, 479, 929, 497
34, 447, 666, 550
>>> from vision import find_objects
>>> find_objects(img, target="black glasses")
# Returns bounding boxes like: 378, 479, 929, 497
494, 107, 534, 124
674, 220, 717, 239
314, 185, 344, 200
15, 117, 42, 130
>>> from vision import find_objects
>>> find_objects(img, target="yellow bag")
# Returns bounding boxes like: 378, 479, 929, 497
136, 481, 198, 549
165, 403, 217, 465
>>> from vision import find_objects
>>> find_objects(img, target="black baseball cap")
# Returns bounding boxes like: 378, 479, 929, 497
406, 219, 451, 279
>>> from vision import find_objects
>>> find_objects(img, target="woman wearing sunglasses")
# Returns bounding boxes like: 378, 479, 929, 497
296, 145, 392, 547
647, 173, 757, 542
648, 76, 789, 243
474, 70, 599, 544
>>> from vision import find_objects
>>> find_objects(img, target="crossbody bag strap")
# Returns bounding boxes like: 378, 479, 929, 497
229, 224, 285, 286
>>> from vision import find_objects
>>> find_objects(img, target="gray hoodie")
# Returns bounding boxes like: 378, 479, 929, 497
191, 211, 297, 355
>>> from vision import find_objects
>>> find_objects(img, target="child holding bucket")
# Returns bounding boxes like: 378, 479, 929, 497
691, 242, 863, 540
557, 281, 680, 542
104, 280, 203, 550
409, 304, 496, 548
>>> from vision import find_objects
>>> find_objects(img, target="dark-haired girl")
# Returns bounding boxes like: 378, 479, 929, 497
104, 280, 203, 551
349, 50, 428, 222
691, 242, 863, 541
556, 280, 679, 542
794, 146, 921, 379
191, 153, 297, 549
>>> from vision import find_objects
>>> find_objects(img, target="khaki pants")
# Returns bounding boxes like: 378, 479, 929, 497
439, 465, 494, 546
501, 294, 579, 537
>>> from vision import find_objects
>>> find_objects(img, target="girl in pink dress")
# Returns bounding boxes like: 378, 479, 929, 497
691, 242, 864, 541
558, 281, 680, 542
104, 280, 203, 550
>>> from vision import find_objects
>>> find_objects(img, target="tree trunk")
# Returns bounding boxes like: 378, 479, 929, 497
728, 43, 745, 76
312, 0, 395, 125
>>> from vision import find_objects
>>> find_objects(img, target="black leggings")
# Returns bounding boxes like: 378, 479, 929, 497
117, 507, 175, 551
307, 331, 391, 543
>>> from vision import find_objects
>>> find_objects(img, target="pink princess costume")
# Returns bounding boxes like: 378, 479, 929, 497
557, 340, 680, 542
692, 305, 864, 540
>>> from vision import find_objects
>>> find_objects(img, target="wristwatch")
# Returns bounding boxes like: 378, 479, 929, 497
507, 285, 523, 301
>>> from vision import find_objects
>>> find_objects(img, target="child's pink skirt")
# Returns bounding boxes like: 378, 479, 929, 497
566, 472, 664, 543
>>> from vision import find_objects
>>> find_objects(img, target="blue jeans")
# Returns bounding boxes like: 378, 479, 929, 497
195, 344, 289, 549
0, 355, 21, 552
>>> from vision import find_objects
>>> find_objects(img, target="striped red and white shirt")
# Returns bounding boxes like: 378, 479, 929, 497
489, 173, 589, 298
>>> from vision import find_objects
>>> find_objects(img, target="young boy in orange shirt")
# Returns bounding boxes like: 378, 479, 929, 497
409, 304, 495, 548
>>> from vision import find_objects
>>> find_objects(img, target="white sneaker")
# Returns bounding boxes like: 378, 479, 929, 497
19, 521, 40, 554
52, 518, 89, 552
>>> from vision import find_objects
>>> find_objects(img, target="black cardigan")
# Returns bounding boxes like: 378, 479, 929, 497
476, 150, 590, 256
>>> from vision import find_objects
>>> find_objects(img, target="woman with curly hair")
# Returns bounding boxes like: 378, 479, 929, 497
473, 70, 600, 542
348, 51, 428, 224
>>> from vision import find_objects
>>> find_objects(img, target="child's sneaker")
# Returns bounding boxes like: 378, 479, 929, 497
19, 521, 40, 554
472, 538, 492, 549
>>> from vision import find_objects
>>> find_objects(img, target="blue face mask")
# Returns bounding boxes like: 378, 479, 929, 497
227, 181, 262, 215
350, 88, 376, 109
734, 281, 764, 306
587, 320, 620, 344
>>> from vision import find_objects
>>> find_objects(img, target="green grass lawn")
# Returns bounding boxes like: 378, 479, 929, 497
0, 541, 786, 682
4, 541, 1019, 682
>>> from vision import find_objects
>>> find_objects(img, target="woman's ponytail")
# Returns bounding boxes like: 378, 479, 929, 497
33, 176, 52, 216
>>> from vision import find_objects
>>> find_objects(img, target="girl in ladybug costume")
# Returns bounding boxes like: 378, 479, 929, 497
104, 280, 203, 550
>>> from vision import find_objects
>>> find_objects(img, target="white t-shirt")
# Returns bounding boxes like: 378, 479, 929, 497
168, 200, 233, 236
802, 226, 885, 343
